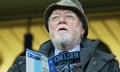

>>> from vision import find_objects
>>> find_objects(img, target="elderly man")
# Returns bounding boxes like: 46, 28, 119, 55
8, 0, 119, 72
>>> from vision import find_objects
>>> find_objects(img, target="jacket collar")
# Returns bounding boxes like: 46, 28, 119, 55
39, 38, 99, 57
80, 38, 100, 69
80, 39, 115, 72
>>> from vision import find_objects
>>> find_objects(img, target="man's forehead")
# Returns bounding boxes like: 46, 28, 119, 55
51, 9, 75, 14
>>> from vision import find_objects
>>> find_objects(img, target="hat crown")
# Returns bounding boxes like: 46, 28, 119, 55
56, 0, 84, 14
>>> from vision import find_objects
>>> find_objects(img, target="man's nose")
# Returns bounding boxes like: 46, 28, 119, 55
58, 16, 67, 24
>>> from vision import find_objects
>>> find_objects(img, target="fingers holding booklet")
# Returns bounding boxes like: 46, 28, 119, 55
26, 49, 49, 72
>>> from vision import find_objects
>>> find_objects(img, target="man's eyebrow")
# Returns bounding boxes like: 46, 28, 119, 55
52, 12, 60, 15
64, 11, 74, 14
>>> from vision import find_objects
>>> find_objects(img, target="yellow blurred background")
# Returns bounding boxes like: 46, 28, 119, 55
0, 15, 120, 72
0, 0, 120, 71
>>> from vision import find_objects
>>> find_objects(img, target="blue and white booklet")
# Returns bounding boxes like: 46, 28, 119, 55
48, 51, 81, 72
26, 49, 49, 72
26, 49, 81, 72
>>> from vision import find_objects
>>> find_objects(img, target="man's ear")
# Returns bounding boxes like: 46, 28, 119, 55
81, 27, 85, 35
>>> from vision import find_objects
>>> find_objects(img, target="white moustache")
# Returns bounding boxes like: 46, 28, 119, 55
56, 24, 69, 31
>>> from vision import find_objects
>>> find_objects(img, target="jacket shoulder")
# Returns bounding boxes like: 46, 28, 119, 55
7, 56, 26, 72
95, 50, 115, 61
39, 40, 54, 57
88, 50, 119, 72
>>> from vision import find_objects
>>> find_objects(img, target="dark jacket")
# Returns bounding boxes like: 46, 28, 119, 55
8, 39, 120, 72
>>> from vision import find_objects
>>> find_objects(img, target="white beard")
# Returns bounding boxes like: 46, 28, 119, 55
51, 31, 81, 50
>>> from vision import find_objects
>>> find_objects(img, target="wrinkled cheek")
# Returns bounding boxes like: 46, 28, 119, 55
72, 32, 76, 36
49, 30, 58, 40
49, 28, 54, 39
70, 27, 77, 36
49, 23, 56, 33
71, 27, 81, 38
49, 32, 54, 40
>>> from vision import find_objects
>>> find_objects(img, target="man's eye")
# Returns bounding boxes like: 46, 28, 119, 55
65, 15, 75, 20
51, 16, 59, 21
